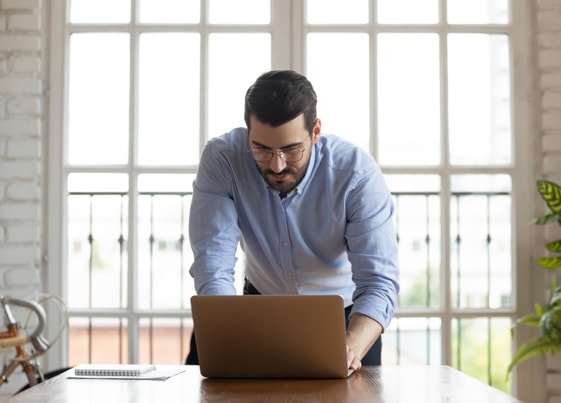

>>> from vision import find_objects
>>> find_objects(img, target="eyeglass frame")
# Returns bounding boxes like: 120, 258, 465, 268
247, 135, 310, 163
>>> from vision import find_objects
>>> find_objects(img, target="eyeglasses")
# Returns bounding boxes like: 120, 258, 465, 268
249, 145, 306, 163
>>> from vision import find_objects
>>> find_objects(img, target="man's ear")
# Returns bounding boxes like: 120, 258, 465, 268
312, 118, 322, 144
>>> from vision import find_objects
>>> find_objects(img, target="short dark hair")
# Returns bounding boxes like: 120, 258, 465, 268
244, 70, 317, 134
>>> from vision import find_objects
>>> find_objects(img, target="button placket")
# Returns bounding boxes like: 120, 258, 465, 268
278, 202, 297, 293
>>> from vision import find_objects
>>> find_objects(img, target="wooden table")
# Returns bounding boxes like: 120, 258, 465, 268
5, 365, 523, 402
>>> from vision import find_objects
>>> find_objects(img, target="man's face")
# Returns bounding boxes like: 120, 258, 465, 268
248, 114, 321, 196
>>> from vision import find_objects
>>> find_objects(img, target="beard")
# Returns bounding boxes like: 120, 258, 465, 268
257, 160, 309, 196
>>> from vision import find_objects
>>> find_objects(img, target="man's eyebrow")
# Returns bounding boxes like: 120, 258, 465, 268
251, 140, 304, 149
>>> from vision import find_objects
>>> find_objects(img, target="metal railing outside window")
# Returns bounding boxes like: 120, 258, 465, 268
66, 188, 513, 391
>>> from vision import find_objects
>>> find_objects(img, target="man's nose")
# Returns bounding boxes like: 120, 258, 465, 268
269, 150, 287, 173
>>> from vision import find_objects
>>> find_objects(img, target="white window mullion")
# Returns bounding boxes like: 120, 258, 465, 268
45, 0, 69, 372
271, 0, 293, 69
438, 4, 453, 365
200, 0, 209, 148
127, 1, 140, 363
369, 3, 378, 159
440, 179, 453, 366
509, 0, 542, 399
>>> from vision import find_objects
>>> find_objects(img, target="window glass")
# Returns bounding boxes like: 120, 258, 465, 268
384, 318, 442, 364
137, 175, 195, 310
138, 33, 200, 166
448, 0, 509, 24
70, 0, 130, 23
377, 0, 438, 24
208, 33, 271, 138
68, 317, 129, 365
138, 318, 192, 364
377, 33, 440, 166
139, 0, 200, 24
68, 33, 130, 165
451, 174, 511, 193
450, 174, 512, 309
307, 33, 370, 151
385, 174, 440, 193
306, 0, 369, 24
138, 174, 195, 193
67, 194, 129, 309
448, 34, 511, 165
385, 175, 441, 310
67, 173, 129, 310
67, 173, 129, 193
137, 194, 192, 309
208, 0, 270, 24
452, 318, 511, 391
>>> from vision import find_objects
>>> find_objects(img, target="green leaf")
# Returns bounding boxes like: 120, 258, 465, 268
537, 257, 561, 270
537, 180, 561, 214
551, 286, 561, 307
512, 313, 540, 330
540, 306, 561, 342
507, 337, 561, 374
535, 303, 544, 316
534, 210, 561, 225
546, 240, 561, 252
551, 293, 561, 308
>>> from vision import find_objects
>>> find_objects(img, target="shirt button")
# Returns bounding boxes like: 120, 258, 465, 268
287, 272, 293, 278
283, 242, 289, 247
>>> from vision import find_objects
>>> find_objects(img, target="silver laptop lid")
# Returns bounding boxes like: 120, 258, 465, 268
191, 295, 349, 379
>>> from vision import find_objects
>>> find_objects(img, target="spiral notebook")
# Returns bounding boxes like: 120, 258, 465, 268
74, 364, 156, 377
70, 364, 185, 380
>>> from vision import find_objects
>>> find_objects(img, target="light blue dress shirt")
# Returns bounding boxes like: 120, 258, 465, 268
189, 128, 399, 330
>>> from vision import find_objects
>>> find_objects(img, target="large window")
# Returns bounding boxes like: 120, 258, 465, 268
48, 0, 527, 394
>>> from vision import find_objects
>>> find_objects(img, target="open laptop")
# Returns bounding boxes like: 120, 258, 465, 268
190, 294, 352, 379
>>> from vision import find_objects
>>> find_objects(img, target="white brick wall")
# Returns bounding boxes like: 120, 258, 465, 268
0, 0, 44, 397
0, 0, 43, 279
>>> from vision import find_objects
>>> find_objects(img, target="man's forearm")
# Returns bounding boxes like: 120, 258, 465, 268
346, 314, 383, 370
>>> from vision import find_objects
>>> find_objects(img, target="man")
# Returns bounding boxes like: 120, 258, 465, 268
187, 70, 399, 371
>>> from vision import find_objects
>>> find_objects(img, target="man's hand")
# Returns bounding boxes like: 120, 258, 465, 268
346, 314, 383, 371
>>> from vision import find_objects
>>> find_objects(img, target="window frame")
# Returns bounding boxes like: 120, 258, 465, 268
45, 0, 536, 397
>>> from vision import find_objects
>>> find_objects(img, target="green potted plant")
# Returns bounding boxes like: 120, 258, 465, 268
508, 180, 561, 374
